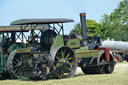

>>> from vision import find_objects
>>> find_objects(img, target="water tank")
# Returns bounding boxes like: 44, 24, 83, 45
102, 39, 128, 50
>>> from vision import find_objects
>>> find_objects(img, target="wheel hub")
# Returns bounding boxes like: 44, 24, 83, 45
17, 61, 22, 66
60, 58, 66, 63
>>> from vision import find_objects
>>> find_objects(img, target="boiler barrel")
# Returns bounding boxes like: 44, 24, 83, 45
102, 40, 128, 50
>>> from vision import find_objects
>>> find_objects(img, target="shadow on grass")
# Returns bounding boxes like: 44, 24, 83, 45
0, 72, 112, 82
74, 73, 84, 78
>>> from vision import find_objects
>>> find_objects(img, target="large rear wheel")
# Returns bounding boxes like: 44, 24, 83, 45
52, 46, 77, 79
7, 50, 33, 79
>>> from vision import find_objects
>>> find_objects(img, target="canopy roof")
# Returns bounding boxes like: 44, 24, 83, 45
0, 25, 48, 32
10, 18, 74, 25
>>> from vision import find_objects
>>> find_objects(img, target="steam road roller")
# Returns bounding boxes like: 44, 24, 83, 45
0, 13, 115, 80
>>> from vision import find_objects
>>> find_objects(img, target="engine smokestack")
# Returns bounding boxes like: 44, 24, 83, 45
80, 13, 87, 40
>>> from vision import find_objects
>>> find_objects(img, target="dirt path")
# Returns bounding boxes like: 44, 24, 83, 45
114, 62, 128, 74
76, 62, 128, 73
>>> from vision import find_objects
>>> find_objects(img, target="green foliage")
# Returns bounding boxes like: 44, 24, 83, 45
69, 19, 100, 37
100, 0, 128, 41
70, 0, 127, 41
70, 22, 81, 35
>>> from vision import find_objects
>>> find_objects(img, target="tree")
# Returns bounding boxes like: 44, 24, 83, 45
69, 19, 100, 37
100, 0, 128, 41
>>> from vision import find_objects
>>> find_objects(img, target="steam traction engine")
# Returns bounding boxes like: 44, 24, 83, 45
0, 13, 115, 80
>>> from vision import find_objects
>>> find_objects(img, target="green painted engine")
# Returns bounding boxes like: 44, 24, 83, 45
0, 31, 77, 80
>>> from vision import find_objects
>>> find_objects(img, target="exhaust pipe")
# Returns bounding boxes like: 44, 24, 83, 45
80, 13, 101, 49
80, 13, 87, 41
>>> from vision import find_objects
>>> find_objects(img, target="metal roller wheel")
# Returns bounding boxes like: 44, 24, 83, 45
80, 57, 102, 74
81, 54, 115, 74
53, 46, 77, 79
98, 54, 115, 74
7, 50, 33, 79
126, 57, 128, 62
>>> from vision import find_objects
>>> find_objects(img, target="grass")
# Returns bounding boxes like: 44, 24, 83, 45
0, 62, 128, 85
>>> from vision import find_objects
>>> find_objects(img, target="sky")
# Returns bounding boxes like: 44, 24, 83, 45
0, 0, 123, 34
